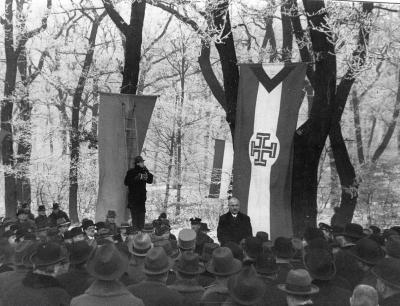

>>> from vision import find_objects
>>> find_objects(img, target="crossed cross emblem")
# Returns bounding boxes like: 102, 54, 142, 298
250, 132, 278, 166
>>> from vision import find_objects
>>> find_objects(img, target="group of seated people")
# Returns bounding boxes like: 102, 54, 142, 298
0, 203, 399, 305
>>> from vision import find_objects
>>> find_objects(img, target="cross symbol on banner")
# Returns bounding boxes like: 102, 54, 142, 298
250, 132, 278, 166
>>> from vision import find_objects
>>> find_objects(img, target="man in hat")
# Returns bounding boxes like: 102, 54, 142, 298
128, 247, 184, 306
304, 248, 352, 305
105, 210, 118, 235
278, 269, 319, 306
70, 226, 86, 243
273, 237, 295, 284
0, 240, 37, 300
372, 258, 400, 306
48, 203, 70, 227
350, 285, 379, 306
224, 265, 265, 306
3, 242, 71, 306
348, 238, 385, 288
82, 219, 96, 245
217, 197, 252, 246
57, 241, 95, 298
201, 247, 242, 306
35, 205, 48, 229
124, 155, 153, 231
16, 209, 36, 232
255, 250, 287, 306
124, 233, 152, 286
71, 243, 144, 306
168, 251, 205, 304
190, 217, 214, 254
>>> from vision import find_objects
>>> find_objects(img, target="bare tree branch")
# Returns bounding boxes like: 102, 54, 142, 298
101, 0, 129, 35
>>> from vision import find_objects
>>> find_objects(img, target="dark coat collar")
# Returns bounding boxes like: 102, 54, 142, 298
23, 271, 63, 289
86, 279, 132, 297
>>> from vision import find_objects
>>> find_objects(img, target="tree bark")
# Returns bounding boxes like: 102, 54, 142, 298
281, 0, 293, 62
352, 88, 365, 164
69, 12, 106, 223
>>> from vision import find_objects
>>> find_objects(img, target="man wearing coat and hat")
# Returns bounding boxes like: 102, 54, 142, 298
169, 251, 205, 304
190, 217, 214, 254
124, 155, 153, 231
48, 203, 70, 228
71, 243, 144, 306
128, 247, 184, 306
3, 241, 71, 306
35, 205, 48, 229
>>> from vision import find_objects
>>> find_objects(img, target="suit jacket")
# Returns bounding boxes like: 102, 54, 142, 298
217, 212, 252, 246
124, 166, 153, 212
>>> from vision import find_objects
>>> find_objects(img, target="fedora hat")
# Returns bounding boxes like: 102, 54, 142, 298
86, 243, 128, 280
278, 269, 320, 296
206, 247, 242, 276
30, 242, 66, 267
273, 237, 295, 259
385, 235, 400, 259
154, 239, 179, 259
228, 265, 265, 306
347, 238, 385, 265
178, 229, 196, 250
304, 248, 336, 280
335, 223, 364, 240
200, 242, 219, 262
372, 257, 400, 290
132, 233, 152, 257
255, 250, 279, 276
69, 227, 84, 238
82, 219, 95, 230
69, 241, 94, 265
174, 251, 205, 275
144, 246, 174, 275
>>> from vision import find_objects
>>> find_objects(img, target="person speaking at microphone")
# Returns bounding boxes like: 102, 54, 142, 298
124, 156, 153, 231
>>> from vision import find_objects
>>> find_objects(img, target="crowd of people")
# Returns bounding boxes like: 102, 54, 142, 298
0, 198, 399, 306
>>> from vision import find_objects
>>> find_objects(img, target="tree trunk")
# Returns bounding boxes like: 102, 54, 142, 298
281, 0, 293, 62
352, 88, 365, 164
69, 13, 105, 223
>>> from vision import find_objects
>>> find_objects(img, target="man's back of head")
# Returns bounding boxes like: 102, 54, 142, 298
350, 285, 379, 306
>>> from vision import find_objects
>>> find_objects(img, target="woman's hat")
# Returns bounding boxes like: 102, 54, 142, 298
143, 247, 174, 275
30, 242, 67, 267
174, 251, 205, 275
86, 243, 128, 280
303, 248, 336, 280
132, 233, 152, 257
347, 238, 385, 266
227, 266, 265, 306
206, 247, 242, 276
278, 269, 319, 296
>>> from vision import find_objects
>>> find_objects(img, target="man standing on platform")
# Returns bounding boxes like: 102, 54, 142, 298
125, 156, 153, 231
217, 197, 252, 246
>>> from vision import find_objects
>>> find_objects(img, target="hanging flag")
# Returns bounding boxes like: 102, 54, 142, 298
96, 93, 157, 224
233, 63, 307, 239
209, 139, 233, 199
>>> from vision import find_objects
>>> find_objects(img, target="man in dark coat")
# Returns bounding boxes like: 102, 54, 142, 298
217, 197, 252, 246
48, 203, 70, 227
124, 156, 153, 231
57, 241, 95, 297
373, 258, 400, 306
190, 217, 214, 254
3, 242, 71, 306
35, 205, 48, 229
128, 247, 184, 306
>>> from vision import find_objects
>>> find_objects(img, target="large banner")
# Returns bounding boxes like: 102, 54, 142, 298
208, 139, 233, 199
96, 93, 156, 224
233, 63, 307, 239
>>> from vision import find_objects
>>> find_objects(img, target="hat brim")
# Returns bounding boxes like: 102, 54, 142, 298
30, 252, 66, 267
334, 232, 364, 240
346, 247, 385, 266
206, 258, 242, 276
144, 257, 174, 275
86, 254, 128, 281
174, 263, 205, 275
277, 284, 319, 296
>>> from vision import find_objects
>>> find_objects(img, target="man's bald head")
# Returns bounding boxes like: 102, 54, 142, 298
228, 197, 240, 214
350, 285, 379, 306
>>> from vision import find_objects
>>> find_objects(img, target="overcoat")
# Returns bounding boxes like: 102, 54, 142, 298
217, 211, 252, 245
